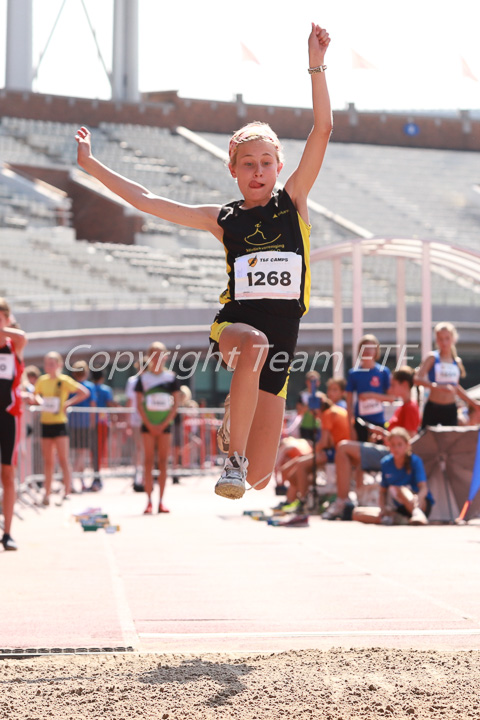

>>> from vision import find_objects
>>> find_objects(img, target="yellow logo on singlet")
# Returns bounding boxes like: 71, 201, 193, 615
245, 222, 281, 246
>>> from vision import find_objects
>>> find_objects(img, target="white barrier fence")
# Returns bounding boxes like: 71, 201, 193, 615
17, 405, 230, 492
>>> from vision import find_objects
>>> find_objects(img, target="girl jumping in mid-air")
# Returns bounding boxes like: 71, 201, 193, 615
76, 22, 332, 500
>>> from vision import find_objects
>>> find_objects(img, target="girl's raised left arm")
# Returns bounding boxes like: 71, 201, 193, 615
285, 23, 333, 220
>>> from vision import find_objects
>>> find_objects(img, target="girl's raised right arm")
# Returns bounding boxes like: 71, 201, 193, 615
75, 127, 222, 238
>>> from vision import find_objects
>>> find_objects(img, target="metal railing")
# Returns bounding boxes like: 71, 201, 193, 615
16, 405, 227, 493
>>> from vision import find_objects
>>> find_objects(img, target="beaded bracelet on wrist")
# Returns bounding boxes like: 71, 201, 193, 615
308, 64, 327, 74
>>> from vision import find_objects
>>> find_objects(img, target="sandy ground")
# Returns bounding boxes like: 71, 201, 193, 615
2, 648, 480, 720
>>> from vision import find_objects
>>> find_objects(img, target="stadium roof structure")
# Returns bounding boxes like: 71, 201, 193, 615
310, 236, 480, 374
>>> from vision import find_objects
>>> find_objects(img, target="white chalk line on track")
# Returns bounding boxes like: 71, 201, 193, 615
309, 542, 480, 626
102, 533, 139, 648
138, 628, 480, 639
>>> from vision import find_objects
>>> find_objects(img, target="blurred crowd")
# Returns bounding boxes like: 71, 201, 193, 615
2, 290, 480, 551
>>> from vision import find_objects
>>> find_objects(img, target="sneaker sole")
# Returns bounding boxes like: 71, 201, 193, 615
214, 483, 245, 500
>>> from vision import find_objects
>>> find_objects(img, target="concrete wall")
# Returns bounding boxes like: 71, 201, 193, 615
1, 89, 479, 151
17, 304, 480, 365
10, 164, 143, 244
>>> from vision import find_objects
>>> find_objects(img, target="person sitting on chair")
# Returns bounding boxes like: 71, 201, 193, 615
323, 366, 420, 520
278, 398, 349, 509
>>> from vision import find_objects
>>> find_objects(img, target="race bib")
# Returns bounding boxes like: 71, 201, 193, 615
434, 362, 460, 385
0, 354, 14, 380
42, 396, 61, 414
146, 393, 173, 412
234, 252, 302, 300
358, 397, 384, 417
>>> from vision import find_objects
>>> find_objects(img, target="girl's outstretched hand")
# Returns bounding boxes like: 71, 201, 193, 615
308, 23, 330, 66
75, 126, 93, 169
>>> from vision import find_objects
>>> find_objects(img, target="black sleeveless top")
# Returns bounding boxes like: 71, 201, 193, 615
216, 188, 311, 319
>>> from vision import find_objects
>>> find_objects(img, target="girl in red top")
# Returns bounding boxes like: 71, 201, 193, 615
0, 298, 27, 551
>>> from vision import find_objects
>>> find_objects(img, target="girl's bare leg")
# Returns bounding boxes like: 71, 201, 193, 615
41, 438, 55, 499
156, 432, 171, 505
219, 323, 269, 458
1, 465, 16, 535
390, 486, 415, 513
335, 441, 361, 500
287, 454, 315, 500
352, 507, 382, 524
142, 432, 155, 499
55, 436, 72, 495
244, 390, 285, 490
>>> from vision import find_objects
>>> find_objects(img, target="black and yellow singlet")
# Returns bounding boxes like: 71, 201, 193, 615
217, 188, 311, 319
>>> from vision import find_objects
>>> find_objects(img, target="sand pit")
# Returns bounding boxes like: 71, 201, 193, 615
1, 648, 479, 719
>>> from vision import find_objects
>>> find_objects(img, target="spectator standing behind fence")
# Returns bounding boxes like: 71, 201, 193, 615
76, 22, 332, 502
415, 321, 480, 428
136, 342, 181, 515
20, 365, 41, 487
125, 366, 143, 488
351, 427, 434, 526
346, 334, 391, 442
0, 298, 27, 551
172, 385, 198, 483
34, 352, 89, 505
68, 361, 97, 492
22, 365, 40, 396
89, 369, 115, 491
323, 366, 419, 521
296, 370, 322, 443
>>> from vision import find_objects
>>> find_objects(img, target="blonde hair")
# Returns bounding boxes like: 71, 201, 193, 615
228, 122, 283, 166
25, 365, 41, 379
357, 334, 381, 361
389, 426, 412, 472
434, 321, 458, 345
147, 341, 167, 355
44, 351, 63, 365
179, 385, 192, 402
0, 297, 10, 317
434, 322, 465, 377
71, 360, 89, 376
145, 342, 168, 372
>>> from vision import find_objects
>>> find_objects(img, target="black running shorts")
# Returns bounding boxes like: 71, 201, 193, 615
41, 423, 68, 439
209, 301, 300, 399
0, 410, 18, 466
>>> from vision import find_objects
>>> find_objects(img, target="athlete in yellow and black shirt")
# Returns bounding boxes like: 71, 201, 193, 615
76, 22, 332, 503
210, 187, 311, 398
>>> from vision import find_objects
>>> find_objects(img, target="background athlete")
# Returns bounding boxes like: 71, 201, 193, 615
0, 298, 27, 551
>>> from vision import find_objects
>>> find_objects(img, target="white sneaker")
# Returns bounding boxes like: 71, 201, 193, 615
322, 497, 347, 520
215, 452, 248, 499
409, 507, 428, 525
217, 394, 230, 454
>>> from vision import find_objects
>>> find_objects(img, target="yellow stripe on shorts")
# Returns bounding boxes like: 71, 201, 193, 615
210, 319, 232, 344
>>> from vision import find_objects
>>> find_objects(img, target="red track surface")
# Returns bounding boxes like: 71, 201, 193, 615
2, 475, 480, 653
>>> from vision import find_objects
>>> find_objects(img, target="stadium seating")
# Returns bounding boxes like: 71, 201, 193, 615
1, 116, 480, 312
